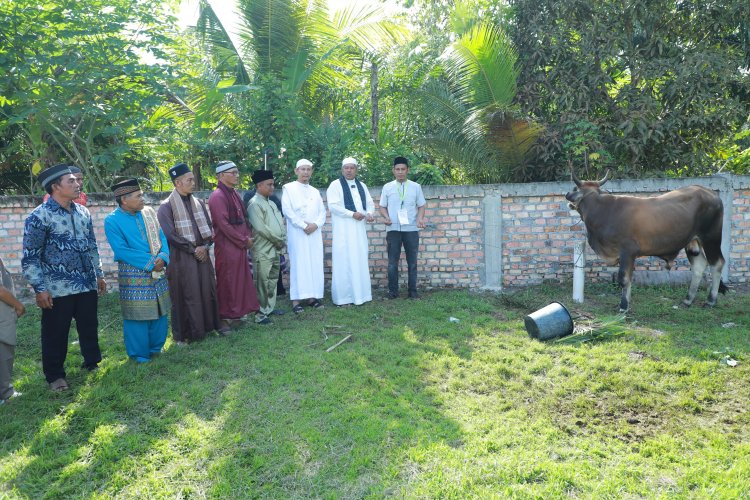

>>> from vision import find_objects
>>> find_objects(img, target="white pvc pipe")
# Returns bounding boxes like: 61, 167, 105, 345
573, 241, 585, 303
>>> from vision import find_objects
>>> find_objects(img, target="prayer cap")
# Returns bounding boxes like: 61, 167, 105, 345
296, 158, 313, 168
111, 178, 141, 197
215, 160, 237, 174
393, 156, 409, 167
38, 164, 73, 189
341, 157, 358, 167
169, 162, 191, 180
251, 169, 274, 185
68, 166, 82, 174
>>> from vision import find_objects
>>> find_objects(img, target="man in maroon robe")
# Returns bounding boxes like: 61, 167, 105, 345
157, 163, 221, 341
208, 160, 260, 331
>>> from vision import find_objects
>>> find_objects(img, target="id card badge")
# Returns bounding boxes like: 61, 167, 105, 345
397, 208, 409, 225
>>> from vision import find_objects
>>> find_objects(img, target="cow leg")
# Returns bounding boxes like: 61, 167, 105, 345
617, 256, 635, 312
683, 250, 707, 307
706, 255, 725, 307
702, 237, 726, 307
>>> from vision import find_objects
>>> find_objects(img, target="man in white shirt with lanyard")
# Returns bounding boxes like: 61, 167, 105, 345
378, 156, 426, 299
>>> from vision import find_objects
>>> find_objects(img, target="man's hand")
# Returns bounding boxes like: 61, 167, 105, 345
195, 245, 208, 262
13, 300, 26, 317
36, 291, 53, 309
304, 222, 318, 235
97, 278, 107, 295
153, 258, 166, 272
352, 212, 365, 221
417, 217, 426, 229
365, 213, 375, 223
246, 237, 254, 249
383, 216, 392, 226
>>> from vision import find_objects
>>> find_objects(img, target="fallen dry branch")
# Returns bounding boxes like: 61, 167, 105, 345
326, 335, 353, 352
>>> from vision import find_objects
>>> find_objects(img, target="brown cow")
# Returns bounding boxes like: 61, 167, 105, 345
565, 170, 727, 312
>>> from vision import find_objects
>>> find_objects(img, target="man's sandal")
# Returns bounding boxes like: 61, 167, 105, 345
309, 299, 324, 309
292, 305, 304, 314
49, 378, 69, 392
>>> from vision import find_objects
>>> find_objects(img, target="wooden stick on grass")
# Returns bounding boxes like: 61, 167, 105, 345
326, 334, 352, 352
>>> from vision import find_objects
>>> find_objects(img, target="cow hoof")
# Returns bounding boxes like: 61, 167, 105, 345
703, 302, 716, 308
682, 299, 693, 307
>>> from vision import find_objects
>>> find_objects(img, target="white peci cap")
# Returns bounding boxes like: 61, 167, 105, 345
341, 157, 358, 167
296, 158, 313, 168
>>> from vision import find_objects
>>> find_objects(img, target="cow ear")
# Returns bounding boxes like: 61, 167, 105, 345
598, 169, 611, 186
570, 161, 582, 187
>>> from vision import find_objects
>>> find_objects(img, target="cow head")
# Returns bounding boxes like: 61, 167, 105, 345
565, 168, 611, 210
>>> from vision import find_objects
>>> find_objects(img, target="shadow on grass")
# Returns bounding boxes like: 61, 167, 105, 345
1, 291, 477, 497
200, 291, 478, 497
1, 296, 231, 497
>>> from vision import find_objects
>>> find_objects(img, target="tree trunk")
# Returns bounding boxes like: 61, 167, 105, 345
194, 162, 203, 191
370, 61, 379, 144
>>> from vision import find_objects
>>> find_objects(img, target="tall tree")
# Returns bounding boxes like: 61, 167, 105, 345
511, 0, 750, 179
0, 0, 179, 192
186, 0, 406, 183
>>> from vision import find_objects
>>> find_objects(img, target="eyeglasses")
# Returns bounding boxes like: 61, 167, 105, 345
224, 170, 240, 176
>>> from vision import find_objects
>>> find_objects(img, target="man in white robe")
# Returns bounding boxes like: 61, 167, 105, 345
282, 159, 326, 313
326, 157, 375, 306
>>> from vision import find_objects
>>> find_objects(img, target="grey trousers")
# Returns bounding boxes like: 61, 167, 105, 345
0, 341, 15, 400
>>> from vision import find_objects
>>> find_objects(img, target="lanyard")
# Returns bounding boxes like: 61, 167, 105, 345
398, 180, 408, 208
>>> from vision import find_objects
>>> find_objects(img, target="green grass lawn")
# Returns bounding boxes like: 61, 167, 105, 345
1, 283, 748, 497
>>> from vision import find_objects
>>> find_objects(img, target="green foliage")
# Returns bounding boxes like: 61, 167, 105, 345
510, 0, 750, 180
414, 18, 542, 183
178, 0, 413, 188
412, 163, 446, 185
0, 0, 180, 192
2, 286, 749, 496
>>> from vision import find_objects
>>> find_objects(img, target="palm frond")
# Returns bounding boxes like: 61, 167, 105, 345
194, 0, 251, 84
487, 111, 544, 167
442, 22, 518, 110
331, 2, 409, 54
237, 0, 300, 75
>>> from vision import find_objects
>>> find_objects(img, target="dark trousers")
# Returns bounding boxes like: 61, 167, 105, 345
387, 231, 420, 297
41, 291, 101, 383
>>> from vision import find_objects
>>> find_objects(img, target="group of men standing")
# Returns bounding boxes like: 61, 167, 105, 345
10, 155, 426, 395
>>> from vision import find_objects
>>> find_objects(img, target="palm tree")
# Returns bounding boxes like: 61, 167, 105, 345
415, 21, 543, 183
195, 0, 405, 118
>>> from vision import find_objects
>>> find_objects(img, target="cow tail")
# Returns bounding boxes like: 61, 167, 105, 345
719, 280, 728, 295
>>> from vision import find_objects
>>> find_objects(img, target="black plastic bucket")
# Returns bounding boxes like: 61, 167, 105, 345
524, 302, 574, 341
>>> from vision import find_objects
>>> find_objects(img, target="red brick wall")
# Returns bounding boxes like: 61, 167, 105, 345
2, 175, 750, 297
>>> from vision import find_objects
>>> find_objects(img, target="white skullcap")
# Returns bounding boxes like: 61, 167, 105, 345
341, 157, 358, 167
215, 161, 237, 174
296, 158, 313, 168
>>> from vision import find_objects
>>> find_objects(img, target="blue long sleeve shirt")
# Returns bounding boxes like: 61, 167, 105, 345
22, 198, 104, 297
104, 208, 169, 271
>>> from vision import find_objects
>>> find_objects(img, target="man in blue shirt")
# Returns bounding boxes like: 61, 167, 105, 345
105, 179, 171, 362
22, 164, 107, 392
378, 157, 427, 299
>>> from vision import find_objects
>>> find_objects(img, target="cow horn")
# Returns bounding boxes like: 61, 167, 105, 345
598, 169, 611, 186
570, 164, 582, 187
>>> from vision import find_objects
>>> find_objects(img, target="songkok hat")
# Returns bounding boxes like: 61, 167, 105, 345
38, 164, 73, 189
251, 169, 274, 185
296, 158, 313, 168
111, 178, 141, 197
68, 166, 82, 174
393, 156, 409, 167
341, 157, 358, 167
169, 162, 191, 180
215, 160, 237, 174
